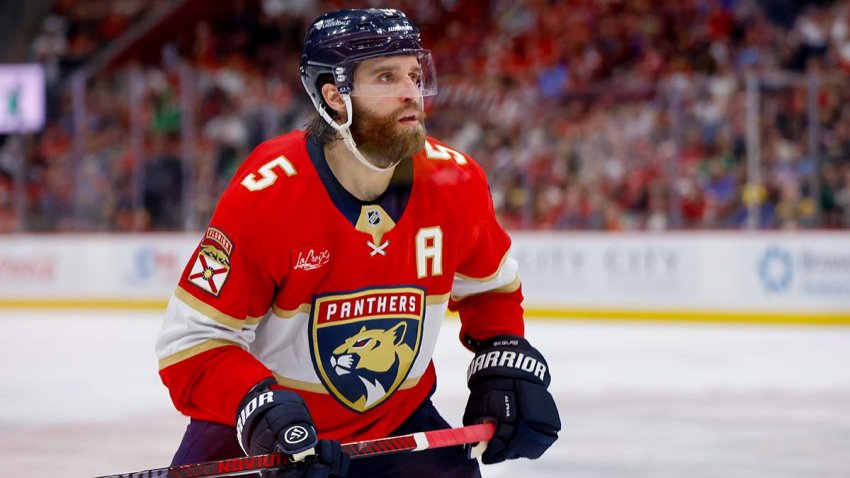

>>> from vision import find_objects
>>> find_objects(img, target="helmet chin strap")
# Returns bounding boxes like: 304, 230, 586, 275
321, 94, 401, 173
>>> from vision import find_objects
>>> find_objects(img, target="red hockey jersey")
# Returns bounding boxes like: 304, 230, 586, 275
156, 131, 524, 443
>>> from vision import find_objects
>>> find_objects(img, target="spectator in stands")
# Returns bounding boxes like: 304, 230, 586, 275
11, 0, 850, 231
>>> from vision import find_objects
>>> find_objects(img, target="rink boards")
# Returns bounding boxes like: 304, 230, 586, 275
0, 232, 848, 324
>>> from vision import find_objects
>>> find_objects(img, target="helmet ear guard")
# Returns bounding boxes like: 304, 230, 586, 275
312, 73, 340, 119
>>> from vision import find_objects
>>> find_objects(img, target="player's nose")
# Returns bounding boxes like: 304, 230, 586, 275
398, 76, 420, 101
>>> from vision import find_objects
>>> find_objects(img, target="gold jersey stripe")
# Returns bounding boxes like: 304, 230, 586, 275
269, 294, 451, 319
273, 372, 423, 393
426, 293, 450, 305
451, 277, 522, 301
454, 250, 510, 282
398, 373, 423, 390
175, 286, 265, 329
158, 339, 242, 370
273, 374, 327, 393
271, 303, 312, 319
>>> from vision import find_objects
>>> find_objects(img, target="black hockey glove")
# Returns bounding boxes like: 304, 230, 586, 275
463, 335, 561, 465
236, 381, 349, 478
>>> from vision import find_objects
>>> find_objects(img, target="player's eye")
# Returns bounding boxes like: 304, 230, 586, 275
377, 72, 394, 83
409, 71, 422, 86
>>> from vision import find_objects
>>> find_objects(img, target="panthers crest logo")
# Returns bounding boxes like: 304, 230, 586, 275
310, 287, 424, 413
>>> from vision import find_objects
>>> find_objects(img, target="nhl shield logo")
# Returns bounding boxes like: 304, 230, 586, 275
367, 209, 382, 226
310, 286, 425, 413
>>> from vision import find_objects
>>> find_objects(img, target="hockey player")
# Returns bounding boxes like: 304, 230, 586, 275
155, 8, 560, 478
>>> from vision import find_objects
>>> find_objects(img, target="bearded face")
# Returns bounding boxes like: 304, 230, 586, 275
349, 97, 427, 169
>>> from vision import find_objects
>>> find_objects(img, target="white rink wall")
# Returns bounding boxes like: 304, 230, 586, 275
510, 231, 850, 322
0, 233, 196, 304
0, 232, 848, 322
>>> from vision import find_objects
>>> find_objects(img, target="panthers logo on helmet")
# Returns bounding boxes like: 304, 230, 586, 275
310, 286, 424, 413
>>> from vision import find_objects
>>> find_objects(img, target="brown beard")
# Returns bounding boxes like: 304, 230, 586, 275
350, 99, 427, 168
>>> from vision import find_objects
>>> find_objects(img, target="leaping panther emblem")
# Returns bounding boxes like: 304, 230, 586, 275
310, 287, 425, 413
330, 323, 415, 409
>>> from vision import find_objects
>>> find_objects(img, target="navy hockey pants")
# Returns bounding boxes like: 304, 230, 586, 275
171, 399, 482, 478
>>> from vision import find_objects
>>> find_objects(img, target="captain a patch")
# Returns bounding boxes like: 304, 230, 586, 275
187, 227, 233, 296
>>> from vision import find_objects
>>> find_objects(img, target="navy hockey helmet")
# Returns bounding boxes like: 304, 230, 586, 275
300, 8, 437, 113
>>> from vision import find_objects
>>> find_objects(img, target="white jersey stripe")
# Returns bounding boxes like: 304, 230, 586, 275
249, 301, 450, 385
155, 293, 263, 366
451, 256, 519, 299
157, 292, 452, 390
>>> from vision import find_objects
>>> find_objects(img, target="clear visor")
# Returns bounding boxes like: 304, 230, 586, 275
338, 51, 438, 98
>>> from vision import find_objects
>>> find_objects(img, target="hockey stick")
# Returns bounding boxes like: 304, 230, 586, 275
94, 422, 495, 478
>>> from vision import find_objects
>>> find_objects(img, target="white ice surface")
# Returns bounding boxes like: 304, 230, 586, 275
1, 310, 848, 477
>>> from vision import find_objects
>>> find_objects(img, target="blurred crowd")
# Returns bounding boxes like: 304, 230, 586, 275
2, 0, 850, 232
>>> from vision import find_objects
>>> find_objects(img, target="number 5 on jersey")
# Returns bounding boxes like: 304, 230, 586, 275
242, 155, 297, 191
